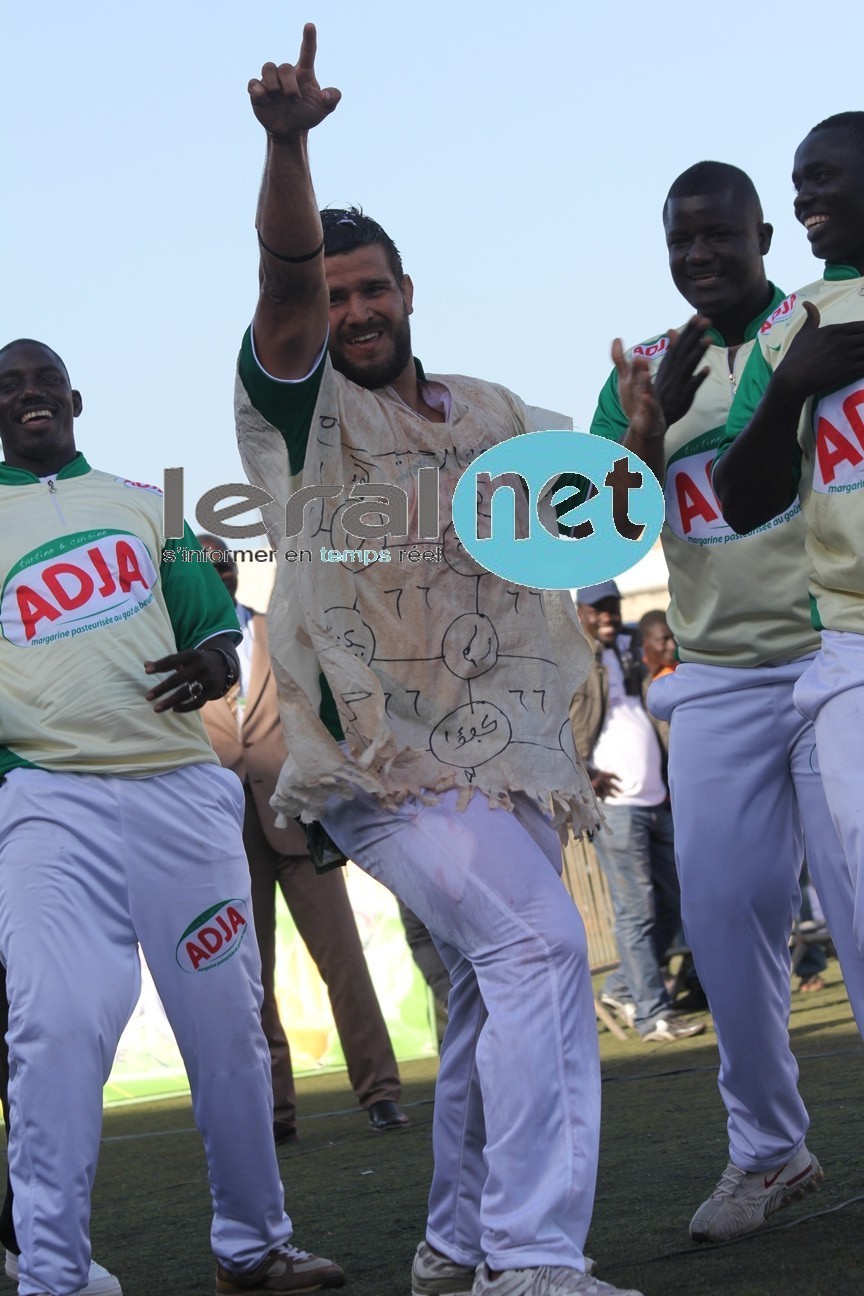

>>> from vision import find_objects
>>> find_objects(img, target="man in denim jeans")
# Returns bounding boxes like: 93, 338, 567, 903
570, 581, 704, 1042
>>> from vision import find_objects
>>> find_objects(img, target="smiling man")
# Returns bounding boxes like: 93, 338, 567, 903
715, 112, 864, 1029
232, 23, 643, 1296
589, 160, 864, 1245
0, 339, 343, 1295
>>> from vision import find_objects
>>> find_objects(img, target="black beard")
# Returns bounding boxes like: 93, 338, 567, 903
330, 314, 413, 390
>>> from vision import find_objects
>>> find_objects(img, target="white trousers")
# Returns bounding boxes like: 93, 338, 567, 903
0, 765, 291, 1296
794, 631, 864, 954
650, 657, 864, 1171
322, 788, 600, 1272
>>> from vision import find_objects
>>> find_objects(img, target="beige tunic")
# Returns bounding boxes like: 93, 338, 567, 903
236, 357, 599, 839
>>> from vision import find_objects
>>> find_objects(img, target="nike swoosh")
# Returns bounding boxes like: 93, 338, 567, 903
763, 1168, 783, 1188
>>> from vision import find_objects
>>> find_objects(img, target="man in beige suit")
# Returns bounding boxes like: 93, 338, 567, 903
198, 537, 408, 1138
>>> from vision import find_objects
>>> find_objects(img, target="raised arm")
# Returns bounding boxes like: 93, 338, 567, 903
714, 303, 864, 533
248, 23, 341, 378
611, 339, 667, 484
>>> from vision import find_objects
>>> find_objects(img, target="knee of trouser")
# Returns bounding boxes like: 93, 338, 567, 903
176, 993, 272, 1073
682, 867, 793, 936
536, 899, 590, 968
7, 995, 123, 1083
679, 889, 738, 942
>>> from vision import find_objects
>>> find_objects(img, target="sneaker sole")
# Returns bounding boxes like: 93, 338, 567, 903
409, 1256, 598, 1295
690, 1162, 824, 1242
217, 1276, 343, 1294
216, 1284, 331, 1294
411, 1287, 473, 1296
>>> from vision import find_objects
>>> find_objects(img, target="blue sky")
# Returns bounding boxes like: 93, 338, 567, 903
3, 0, 860, 530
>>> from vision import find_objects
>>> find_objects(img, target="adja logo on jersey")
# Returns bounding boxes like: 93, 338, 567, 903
665, 448, 737, 542
812, 380, 864, 494
176, 899, 249, 973
0, 529, 157, 647
117, 477, 162, 495
666, 444, 799, 543
759, 294, 797, 334
631, 336, 670, 360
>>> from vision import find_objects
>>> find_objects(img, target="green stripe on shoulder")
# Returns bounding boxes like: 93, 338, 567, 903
589, 368, 628, 443
238, 328, 326, 476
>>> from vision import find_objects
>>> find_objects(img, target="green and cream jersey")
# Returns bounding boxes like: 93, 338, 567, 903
0, 454, 240, 777
721, 264, 864, 635
590, 285, 819, 668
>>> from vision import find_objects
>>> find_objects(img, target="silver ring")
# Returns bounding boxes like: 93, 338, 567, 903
188, 680, 204, 700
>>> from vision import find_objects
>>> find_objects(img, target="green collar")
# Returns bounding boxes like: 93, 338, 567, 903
0, 451, 91, 486
414, 356, 427, 382
824, 262, 863, 281
704, 283, 786, 346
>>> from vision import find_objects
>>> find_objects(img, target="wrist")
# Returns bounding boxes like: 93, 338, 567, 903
203, 645, 239, 697
770, 365, 808, 409
265, 129, 309, 153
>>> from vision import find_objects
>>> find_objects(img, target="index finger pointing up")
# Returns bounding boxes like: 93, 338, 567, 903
297, 22, 318, 70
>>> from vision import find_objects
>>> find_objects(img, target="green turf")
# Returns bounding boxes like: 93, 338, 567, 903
4, 963, 863, 1295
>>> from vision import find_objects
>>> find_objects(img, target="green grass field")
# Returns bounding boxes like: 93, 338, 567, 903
3, 962, 863, 1295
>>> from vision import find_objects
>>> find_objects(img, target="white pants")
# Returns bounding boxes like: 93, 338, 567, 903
650, 658, 864, 1171
794, 631, 864, 954
0, 765, 291, 1296
322, 787, 599, 1272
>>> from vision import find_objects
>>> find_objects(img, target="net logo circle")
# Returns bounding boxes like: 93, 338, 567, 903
450, 431, 664, 590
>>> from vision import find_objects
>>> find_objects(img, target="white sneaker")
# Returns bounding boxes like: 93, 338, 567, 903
4, 1252, 122, 1294
412, 1241, 476, 1295
689, 1144, 824, 1242
472, 1266, 642, 1295
598, 995, 636, 1028
641, 1016, 705, 1042
411, 1244, 601, 1296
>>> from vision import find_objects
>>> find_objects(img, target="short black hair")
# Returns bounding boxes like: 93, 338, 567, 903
320, 207, 404, 281
0, 338, 70, 381
807, 111, 864, 156
663, 162, 763, 222
638, 609, 670, 635
197, 533, 237, 574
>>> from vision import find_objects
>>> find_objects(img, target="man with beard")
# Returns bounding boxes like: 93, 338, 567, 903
233, 22, 643, 1296
589, 159, 864, 1244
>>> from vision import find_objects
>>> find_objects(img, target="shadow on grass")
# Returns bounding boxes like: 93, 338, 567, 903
3, 966, 859, 1295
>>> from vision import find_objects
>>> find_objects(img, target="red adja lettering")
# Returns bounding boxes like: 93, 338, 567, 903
185, 940, 210, 971
16, 588, 61, 641
842, 388, 864, 449
116, 540, 149, 592
43, 563, 95, 610
184, 906, 247, 971
816, 416, 863, 485
632, 338, 669, 360
674, 469, 718, 535
87, 546, 117, 596
15, 538, 152, 642
760, 294, 797, 334
226, 906, 246, 934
